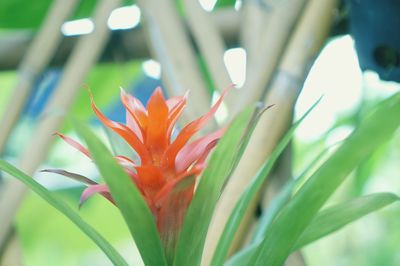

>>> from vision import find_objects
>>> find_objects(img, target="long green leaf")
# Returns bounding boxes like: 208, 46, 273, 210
211, 98, 321, 266
74, 121, 167, 266
174, 105, 260, 266
225, 146, 334, 266
0, 160, 128, 266
293, 192, 399, 250
226, 192, 398, 266
252, 92, 400, 265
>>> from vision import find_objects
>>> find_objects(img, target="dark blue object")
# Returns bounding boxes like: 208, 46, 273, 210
348, 0, 400, 82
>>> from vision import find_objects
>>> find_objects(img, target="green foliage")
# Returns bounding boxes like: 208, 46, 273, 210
174, 105, 260, 266
293, 192, 400, 250
249, 92, 400, 265
0, 160, 128, 265
210, 98, 320, 266
74, 120, 167, 266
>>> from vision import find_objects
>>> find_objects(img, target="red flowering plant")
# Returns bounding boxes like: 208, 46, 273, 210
2, 87, 400, 266
43, 87, 228, 262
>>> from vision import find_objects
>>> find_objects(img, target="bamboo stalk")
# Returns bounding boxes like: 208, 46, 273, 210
202, 0, 338, 264
0, 9, 241, 71
230, 0, 308, 115
0, 233, 22, 266
183, 0, 232, 94
0, 0, 121, 259
135, 0, 214, 123
0, 0, 79, 154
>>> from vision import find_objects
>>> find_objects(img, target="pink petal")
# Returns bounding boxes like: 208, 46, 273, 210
79, 184, 114, 208
54, 132, 91, 159
166, 93, 188, 142
175, 127, 225, 173
120, 88, 148, 133
126, 110, 144, 142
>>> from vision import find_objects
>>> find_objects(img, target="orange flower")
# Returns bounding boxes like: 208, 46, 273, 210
45, 86, 229, 255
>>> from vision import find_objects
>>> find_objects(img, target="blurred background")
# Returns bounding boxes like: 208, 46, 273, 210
0, 0, 400, 265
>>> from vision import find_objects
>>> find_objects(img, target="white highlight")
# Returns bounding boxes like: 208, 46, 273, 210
108, 5, 141, 30
61, 18, 94, 36
212, 91, 229, 124
295, 35, 363, 142
224, 48, 247, 88
199, 0, 218, 11
142, 59, 161, 79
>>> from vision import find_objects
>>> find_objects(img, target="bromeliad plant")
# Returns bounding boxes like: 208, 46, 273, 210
1, 88, 400, 266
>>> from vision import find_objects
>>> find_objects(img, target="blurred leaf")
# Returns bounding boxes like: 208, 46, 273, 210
353, 144, 388, 195
0, 0, 134, 29
210, 98, 320, 266
74, 120, 167, 266
65, 61, 141, 130
174, 105, 260, 266
293, 192, 400, 250
0, 71, 15, 117
250, 92, 400, 266
215, 0, 236, 9
0, 160, 128, 266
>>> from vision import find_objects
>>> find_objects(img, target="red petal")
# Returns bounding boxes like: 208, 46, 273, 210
163, 86, 231, 169
79, 184, 114, 207
175, 127, 225, 173
146, 87, 169, 157
54, 132, 91, 159
89, 91, 151, 164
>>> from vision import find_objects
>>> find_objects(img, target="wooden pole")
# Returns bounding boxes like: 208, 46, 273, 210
229, 0, 308, 115
183, 0, 232, 94
0, 0, 79, 154
0, 0, 121, 262
0, 9, 241, 71
202, 0, 338, 264
135, 0, 214, 123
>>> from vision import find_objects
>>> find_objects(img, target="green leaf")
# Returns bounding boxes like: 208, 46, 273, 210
174, 105, 261, 266
225, 145, 334, 266
251, 92, 400, 266
293, 192, 399, 250
74, 121, 167, 266
210, 98, 321, 266
0, 160, 128, 266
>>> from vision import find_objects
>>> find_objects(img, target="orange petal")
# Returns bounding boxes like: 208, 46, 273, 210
175, 127, 225, 173
163, 86, 231, 169
135, 165, 165, 189
89, 91, 151, 164
145, 87, 169, 155
54, 132, 91, 159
